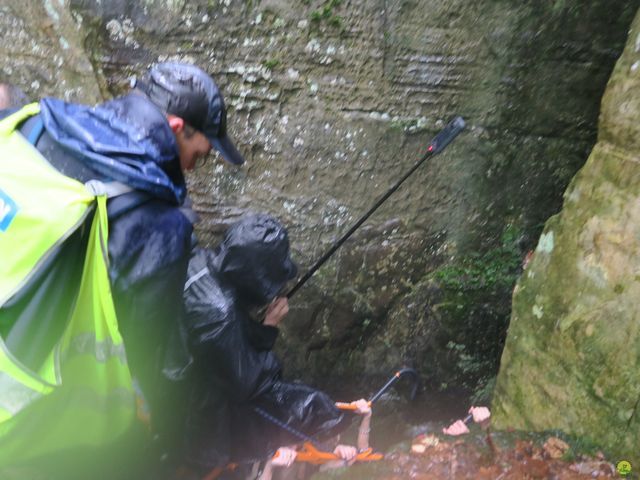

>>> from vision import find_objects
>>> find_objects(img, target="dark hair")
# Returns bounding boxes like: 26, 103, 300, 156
183, 124, 197, 139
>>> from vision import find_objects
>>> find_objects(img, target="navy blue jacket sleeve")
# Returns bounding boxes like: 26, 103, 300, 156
108, 200, 193, 417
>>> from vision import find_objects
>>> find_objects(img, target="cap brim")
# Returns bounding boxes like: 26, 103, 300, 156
210, 134, 245, 165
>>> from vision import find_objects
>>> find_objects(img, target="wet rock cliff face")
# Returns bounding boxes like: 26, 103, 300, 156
1, 2, 637, 395
493, 9, 640, 464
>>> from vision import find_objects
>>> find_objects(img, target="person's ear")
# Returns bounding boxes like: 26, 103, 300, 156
167, 115, 185, 133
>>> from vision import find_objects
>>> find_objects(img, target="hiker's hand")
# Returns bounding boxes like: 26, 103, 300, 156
264, 297, 289, 327
272, 447, 297, 467
469, 406, 491, 424
442, 420, 469, 436
351, 398, 372, 416
333, 444, 357, 465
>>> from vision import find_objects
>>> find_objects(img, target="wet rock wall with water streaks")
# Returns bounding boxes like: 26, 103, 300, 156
0, 0, 637, 398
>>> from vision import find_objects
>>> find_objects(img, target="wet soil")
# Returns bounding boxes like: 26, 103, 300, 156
301, 384, 631, 480
307, 387, 629, 480
311, 430, 622, 479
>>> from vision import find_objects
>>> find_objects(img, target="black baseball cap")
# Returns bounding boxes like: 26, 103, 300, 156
136, 62, 245, 165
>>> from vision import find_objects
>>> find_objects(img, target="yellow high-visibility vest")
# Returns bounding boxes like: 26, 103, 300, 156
0, 104, 135, 467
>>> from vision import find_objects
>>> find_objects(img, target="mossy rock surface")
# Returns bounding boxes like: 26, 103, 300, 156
493, 8, 640, 465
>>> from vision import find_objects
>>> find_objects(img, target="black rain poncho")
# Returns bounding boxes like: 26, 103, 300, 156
181, 214, 348, 472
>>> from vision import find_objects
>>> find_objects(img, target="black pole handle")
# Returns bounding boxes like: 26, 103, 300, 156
430, 116, 466, 154
369, 367, 419, 404
286, 116, 465, 299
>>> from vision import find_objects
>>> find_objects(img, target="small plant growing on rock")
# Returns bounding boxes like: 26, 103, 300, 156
262, 58, 280, 70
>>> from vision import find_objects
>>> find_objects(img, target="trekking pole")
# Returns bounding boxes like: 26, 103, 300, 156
335, 367, 419, 410
286, 116, 465, 299
370, 367, 419, 403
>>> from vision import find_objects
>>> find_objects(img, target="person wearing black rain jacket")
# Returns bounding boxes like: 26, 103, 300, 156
181, 214, 350, 475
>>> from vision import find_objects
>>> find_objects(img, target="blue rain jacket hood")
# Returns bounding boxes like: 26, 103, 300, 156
39, 93, 186, 204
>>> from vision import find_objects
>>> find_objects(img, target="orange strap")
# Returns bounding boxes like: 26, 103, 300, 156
202, 443, 382, 479
293, 442, 383, 465
335, 401, 372, 411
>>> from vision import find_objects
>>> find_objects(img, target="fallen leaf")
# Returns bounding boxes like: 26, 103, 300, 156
411, 444, 426, 454
419, 434, 440, 447
544, 436, 570, 459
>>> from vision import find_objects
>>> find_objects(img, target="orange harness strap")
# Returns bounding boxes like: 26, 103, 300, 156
201, 443, 383, 479
202, 399, 383, 479
335, 401, 372, 411
294, 442, 383, 465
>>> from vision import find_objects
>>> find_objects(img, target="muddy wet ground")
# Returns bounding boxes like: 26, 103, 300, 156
311, 430, 625, 479
304, 389, 630, 480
